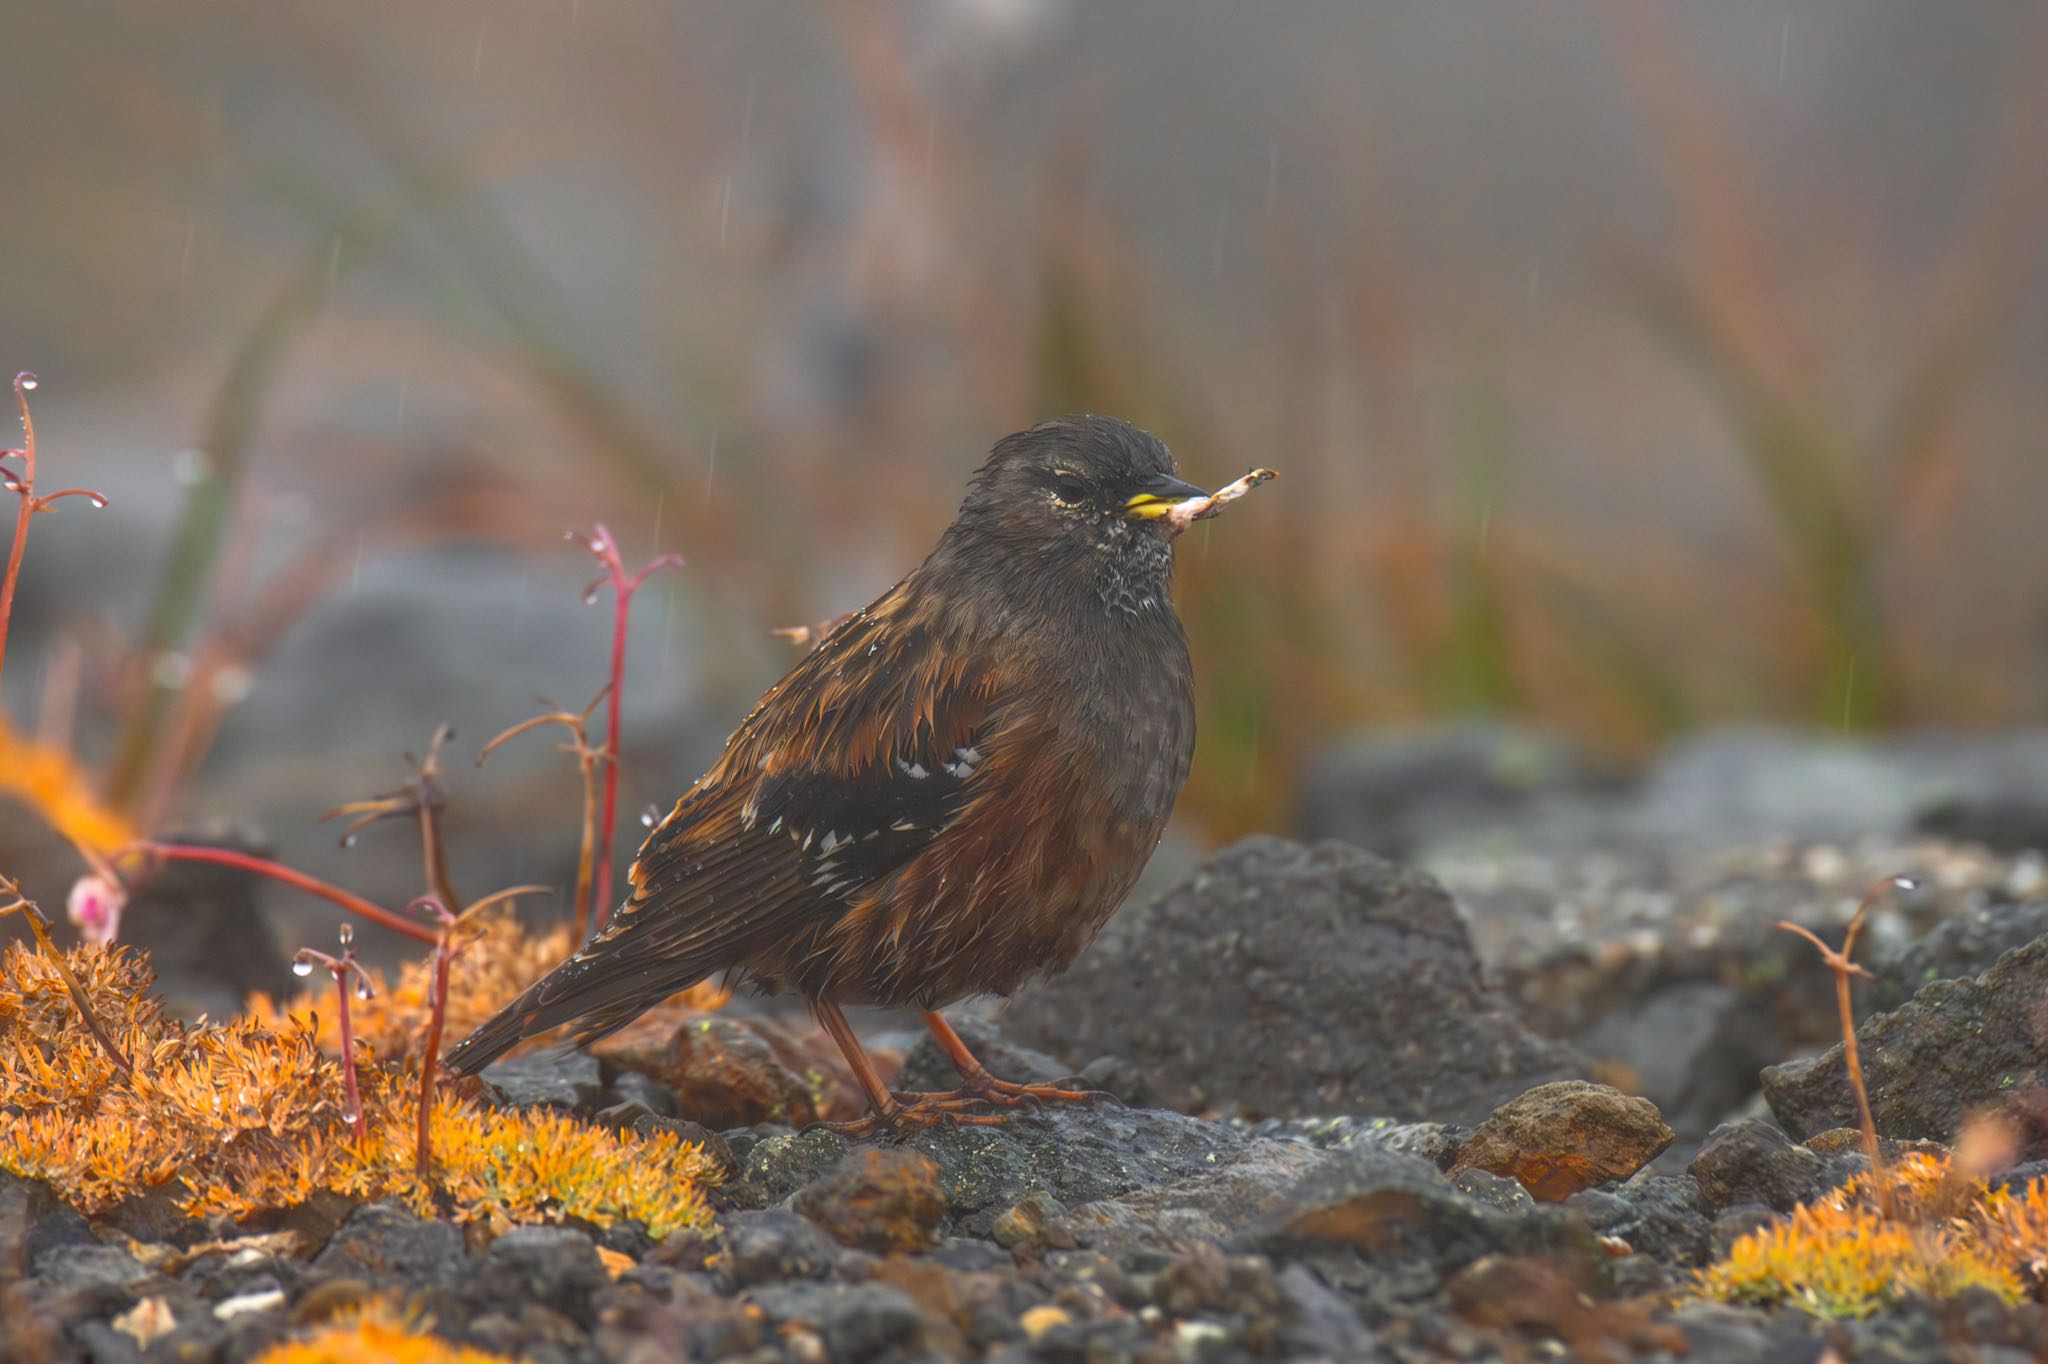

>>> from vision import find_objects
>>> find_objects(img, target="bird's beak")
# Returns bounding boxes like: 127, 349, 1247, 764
1122, 474, 1210, 521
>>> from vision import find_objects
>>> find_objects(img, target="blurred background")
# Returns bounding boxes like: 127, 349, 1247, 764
3, 0, 2047, 967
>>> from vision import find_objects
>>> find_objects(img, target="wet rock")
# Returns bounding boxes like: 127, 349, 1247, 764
1050, 1137, 1333, 1254
734, 1103, 1247, 1239
1566, 1171, 1712, 1268
466, 1225, 607, 1325
1245, 1114, 1467, 1169
989, 1192, 1065, 1248
1708, 1205, 1781, 1260
1, 1173, 68, 1283
1433, 828, 2035, 1095
1687, 1119, 1856, 1215
715, 1210, 847, 1288
1296, 724, 1614, 861
745, 1280, 926, 1360
27, 1243, 153, 1307
479, 1049, 605, 1112
1669, 1301, 1791, 1364
1762, 935, 2048, 1151
1274, 1262, 1381, 1360
1450, 1081, 1674, 1202
1864, 898, 2048, 1012
592, 1007, 871, 1129
1446, 1255, 1686, 1357
310, 1202, 469, 1288
1570, 982, 1781, 1139
1448, 1167, 1536, 1213
1233, 1145, 1610, 1319
793, 1148, 946, 1253
1004, 837, 1588, 1123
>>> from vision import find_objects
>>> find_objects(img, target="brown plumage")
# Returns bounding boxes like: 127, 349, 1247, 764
447, 415, 1219, 1131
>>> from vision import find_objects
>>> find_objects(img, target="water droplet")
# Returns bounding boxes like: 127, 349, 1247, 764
18, 374, 38, 391
338, 923, 353, 946
291, 960, 315, 977
1891, 875, 1921, 893
354, 980, 373, 1001
641, 806, 660, 827
342, 834, 358, 849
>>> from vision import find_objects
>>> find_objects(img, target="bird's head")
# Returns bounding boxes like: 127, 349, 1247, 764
943, 414, 1206, 618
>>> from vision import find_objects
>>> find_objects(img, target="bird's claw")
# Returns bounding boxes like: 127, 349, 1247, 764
817, 1097, 1011, 1139
818, 1076, 1119, 1140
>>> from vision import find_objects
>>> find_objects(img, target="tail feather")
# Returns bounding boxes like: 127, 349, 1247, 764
443, 939, 714, 1076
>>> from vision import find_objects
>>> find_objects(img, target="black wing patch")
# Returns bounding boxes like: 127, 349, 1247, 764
746, 731, 988, 899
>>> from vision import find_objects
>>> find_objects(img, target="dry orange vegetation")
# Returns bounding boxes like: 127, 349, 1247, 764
0, 936, 717, 1239
1695, 1152, 2048, 1316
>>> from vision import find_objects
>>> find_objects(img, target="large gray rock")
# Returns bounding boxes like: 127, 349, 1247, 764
1863, 898, 2048, 1013
1762, 934, 2048, 1151
730, 1103, 1248, 1238
1002, 837, 1588, 1124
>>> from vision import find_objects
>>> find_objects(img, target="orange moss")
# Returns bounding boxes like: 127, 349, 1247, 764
1695, 1152, 2046, 1316
249, 905, 727, 1063
253, 1303, 518, 1364
0, 714, 136, 853
0, 939, 715, 1239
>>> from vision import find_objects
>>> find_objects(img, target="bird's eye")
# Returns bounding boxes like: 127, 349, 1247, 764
1051, 472, 1088, 505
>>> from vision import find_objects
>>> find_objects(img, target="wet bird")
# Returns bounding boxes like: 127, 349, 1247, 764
447, 415, 1233, 1132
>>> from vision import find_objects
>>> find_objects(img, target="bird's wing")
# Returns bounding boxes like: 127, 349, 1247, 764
445, 588, 1007, 1070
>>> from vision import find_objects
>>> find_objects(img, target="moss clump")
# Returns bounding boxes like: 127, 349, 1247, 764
0, 939, 715, 1239
1694, 1152, 2047, 1316
248, 905, 725, 1064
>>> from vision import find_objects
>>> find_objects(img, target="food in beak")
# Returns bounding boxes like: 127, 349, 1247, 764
1157, 468, 1278, 536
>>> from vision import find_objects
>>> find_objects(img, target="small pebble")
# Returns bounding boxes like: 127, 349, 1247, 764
1019, 1304, 1071, 1339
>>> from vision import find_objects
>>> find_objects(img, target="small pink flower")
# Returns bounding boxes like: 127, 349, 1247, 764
67, 873, 126, 946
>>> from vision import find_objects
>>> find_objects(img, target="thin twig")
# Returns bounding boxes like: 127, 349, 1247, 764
408, 896, 474, 1176
1, 374, 109, 692
479, 687, 609, 943
295, 925, 375, 1146
1, 876, 134, 1075
123, 841, 438, 944
572, 524, 682, 936
1777, 872, 1918, 1215
320, 724, 464, 914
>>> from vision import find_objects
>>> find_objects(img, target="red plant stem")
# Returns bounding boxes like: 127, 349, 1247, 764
582, 525, 681, 936
0, 374, 41, 690
1834, 964, 1880, 1180
416, 937, 453, 1175
595, 580, 628, 928
333, 966, 365, 1145
130, 842, 437, 944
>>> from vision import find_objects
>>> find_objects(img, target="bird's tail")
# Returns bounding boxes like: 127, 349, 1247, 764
442, 934, 708, 1076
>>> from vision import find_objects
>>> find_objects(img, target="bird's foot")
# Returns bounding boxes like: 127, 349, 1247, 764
897, 1069, 1120, 1114
818, 1093, 1015, 1139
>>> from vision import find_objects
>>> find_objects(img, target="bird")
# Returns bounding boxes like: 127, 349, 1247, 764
446, 414, 1229, 1133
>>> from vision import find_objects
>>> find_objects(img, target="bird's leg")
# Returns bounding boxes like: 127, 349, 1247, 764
903, 1011, 1117, 1110
812, 999, 1008, 1137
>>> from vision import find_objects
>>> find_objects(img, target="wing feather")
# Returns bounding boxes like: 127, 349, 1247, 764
444, 589, 1005, 1072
